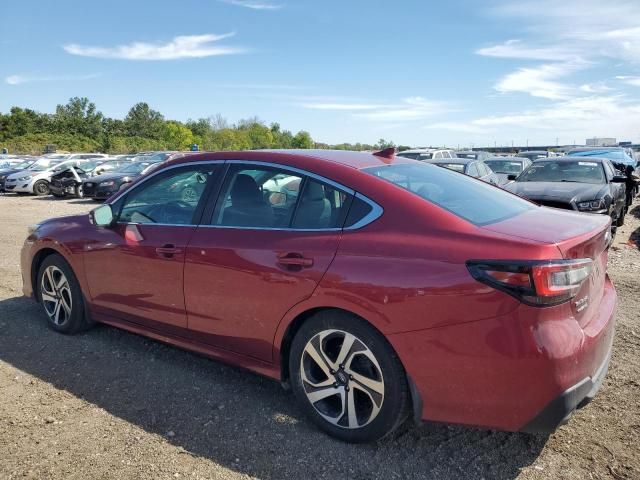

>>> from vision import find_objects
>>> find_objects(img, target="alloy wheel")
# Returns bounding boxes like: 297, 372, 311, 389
300, 329, 385, 429
40, 266, 73, 326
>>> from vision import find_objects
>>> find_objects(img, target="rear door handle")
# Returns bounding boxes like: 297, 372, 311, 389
277, 253, 314, 268
156, 244, 183, 257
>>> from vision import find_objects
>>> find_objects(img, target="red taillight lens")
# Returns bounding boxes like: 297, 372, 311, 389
467, 259, 593, 307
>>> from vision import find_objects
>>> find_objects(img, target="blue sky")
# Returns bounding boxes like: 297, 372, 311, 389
2, 0, 640, 147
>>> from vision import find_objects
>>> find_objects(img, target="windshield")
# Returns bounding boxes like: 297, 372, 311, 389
147, 152, 172, 162
518, 161, 605, 184
119, 161, 154, 174
434, 163, 465, 173
485, 160, 524, 174
364, 163, 534, 225
28, 159, 58, 171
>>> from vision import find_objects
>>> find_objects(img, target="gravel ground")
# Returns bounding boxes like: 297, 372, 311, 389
0, 194, 638, 480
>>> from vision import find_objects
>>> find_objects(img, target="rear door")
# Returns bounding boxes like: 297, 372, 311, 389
184, 162, 351, 361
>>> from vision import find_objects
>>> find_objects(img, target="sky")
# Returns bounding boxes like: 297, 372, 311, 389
2, 0, 640, 148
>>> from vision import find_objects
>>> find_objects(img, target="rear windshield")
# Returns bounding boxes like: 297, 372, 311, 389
518, 161, 605, 184
364, 163, 534, 225
485, 160, 524, 174
434, 163, 465, 173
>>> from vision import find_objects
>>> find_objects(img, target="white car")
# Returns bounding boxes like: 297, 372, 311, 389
396, 148, 457, 161
5, 157, 105, 196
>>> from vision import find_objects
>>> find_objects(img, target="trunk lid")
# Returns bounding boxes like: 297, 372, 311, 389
484, 206, 611, 328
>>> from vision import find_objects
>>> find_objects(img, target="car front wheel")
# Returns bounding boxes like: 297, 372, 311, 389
37, 254, 92, 334
33, 180, 50, 196
289, 310, 410, 443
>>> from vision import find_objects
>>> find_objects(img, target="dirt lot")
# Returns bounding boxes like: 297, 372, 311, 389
0, 194, 638, 480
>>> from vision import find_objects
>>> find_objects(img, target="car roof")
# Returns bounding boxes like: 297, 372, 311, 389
486, 156, 524, 161
166, 149, 416, 171
399, 148, 450, 153
517, 150, 548, 154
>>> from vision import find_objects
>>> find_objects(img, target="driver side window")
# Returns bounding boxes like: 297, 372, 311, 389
118, 165, 215, 225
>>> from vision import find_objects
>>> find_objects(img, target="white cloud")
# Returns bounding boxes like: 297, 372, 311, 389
302, 103, 386, 111
219, 0, 283, 9
616, 75, 640, 87
63, 33, 246, 60
300, 96, 453, 122
424, 122, 490, 135
5, 73, 101, 85
476, 39, 577, 61
494, 62, 586, 99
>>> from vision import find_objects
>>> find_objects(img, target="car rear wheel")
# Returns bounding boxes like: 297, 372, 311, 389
33, 180, 50, 196
616, 209, 625, 227
37, 254, 92, 334
75, 185, 84, 198
289, 310, 410, 443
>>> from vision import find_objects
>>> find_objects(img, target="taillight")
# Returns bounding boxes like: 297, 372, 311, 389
466, 259, 593, 307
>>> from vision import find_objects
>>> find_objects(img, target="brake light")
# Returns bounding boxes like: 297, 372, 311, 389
467, 259, 592, 307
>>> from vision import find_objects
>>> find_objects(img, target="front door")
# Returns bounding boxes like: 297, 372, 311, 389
84, 163, 219, 329
184, 163, 350, 361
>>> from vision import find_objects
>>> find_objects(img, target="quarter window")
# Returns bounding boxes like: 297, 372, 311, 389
292, 179, 349, 229
118, 165, 214, 225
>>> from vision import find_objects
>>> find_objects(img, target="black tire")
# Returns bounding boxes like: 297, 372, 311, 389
617, 209, 625, 227
289, 310, 410, 443
33, 180, 50, 196
36, 254, 92, 334
75, 184, 84, 198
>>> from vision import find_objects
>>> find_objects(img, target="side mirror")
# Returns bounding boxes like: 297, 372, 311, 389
611, 175, 627, 183
90, 204, 114, 227
507, 174, 517, 181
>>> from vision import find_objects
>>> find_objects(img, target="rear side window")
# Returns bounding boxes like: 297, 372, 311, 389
364, 163, 534, 225
344, 195, 373, 228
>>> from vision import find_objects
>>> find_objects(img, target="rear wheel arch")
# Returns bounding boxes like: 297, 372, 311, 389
31, 248, 61, 299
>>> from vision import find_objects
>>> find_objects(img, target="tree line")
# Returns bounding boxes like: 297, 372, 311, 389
0, 97, 399, 154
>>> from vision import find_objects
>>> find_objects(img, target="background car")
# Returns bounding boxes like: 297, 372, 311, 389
49, 159, 107, 198
454, 150, 491, 161
422, 157, 501, 185
82, 160, 161, 201
516, 150, 551, 161
91, 158, 134, 177
0, 159, 35, 191
4, 158, 65, 195
484, 156, 532, 184
396, 148, 457, 160
505, 157, 627, 232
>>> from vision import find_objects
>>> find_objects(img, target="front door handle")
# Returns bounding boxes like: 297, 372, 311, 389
156, 244, 183, 257
277, 253, 314, 268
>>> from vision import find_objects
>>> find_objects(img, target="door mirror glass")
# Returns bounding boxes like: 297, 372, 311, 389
91, 204, 114, 227
611, 175, 627, 183
507, 174, 518, 181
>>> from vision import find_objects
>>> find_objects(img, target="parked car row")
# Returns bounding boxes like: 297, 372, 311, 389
0, 151, 175, 199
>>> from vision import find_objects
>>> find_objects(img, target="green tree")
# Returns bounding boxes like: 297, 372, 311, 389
54, 97, 103, 138
124, 102, 164, 138
292, 130, 314, 149
163, 121, 194, 150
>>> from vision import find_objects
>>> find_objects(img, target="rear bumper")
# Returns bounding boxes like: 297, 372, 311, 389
389, 275, 617, 432
521, 346, 611, 433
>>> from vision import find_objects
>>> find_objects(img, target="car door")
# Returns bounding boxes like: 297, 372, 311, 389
83, 163, 220, 329
603, 160, 626, 213
183, 161, 350, 361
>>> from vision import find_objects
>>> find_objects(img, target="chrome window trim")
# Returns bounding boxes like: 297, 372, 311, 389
107, 158, 383, 231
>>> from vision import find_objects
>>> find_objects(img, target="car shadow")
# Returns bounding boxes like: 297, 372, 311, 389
0, 296, 547, 479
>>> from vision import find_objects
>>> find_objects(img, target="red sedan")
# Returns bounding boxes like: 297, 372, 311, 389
20, 149, 616, 442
